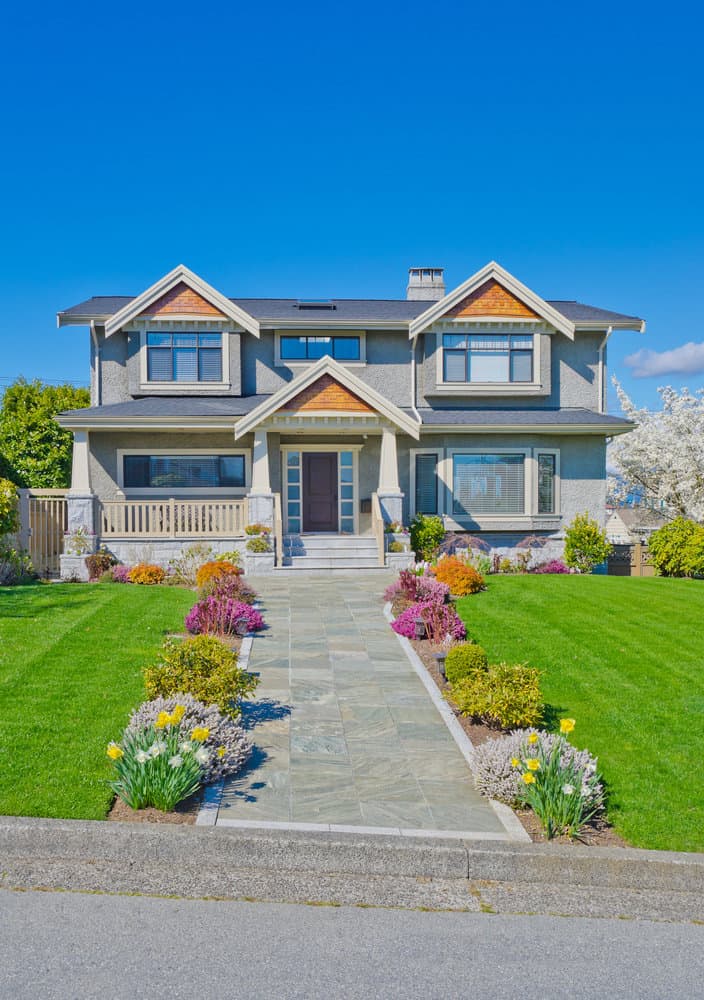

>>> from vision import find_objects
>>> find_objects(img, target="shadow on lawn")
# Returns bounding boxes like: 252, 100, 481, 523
542, 703, 570, 732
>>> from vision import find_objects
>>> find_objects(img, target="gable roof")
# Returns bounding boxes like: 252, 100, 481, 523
233, 356, 420, 439
103, 265, 260, 337
408, 262, 577, 339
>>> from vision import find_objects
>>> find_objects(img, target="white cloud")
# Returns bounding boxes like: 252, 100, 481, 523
624, 341, 704, 378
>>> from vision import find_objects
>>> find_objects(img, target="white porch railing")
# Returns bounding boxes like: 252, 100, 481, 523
100, 499, 247, 539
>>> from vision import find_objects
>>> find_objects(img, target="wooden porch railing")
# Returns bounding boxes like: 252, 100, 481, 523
100, 499, 247, 538
371, 492, 386, 567
273, 492, 283, 568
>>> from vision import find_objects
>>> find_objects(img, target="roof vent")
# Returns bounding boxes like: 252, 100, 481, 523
407, 267, 445, 301
295, 300, 337, 310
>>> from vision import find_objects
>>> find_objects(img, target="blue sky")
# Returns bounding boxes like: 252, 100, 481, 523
0, 0, 702, 410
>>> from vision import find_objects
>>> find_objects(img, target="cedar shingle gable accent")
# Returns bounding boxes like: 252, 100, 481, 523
280, 374, 374, 413
444, 278, 539, 319
139, 281, 226, 317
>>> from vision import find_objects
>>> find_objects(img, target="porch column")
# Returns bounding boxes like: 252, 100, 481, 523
247, 429, 274, 529
66, 430, 97, 545
377, 426, 404, 524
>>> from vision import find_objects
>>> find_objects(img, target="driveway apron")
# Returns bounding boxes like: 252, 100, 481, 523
218, 572, 506, 835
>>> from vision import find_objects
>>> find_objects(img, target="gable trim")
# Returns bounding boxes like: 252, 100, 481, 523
234, 356, 420, 439
104, 265, 260, 338
409, 261, 575, 340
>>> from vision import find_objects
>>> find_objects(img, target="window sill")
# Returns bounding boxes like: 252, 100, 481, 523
118, 489, 248, 497
274, 361, 366, 369
139, 382, 232, 392
426, 384, 547, 396
443, 514, 562, 531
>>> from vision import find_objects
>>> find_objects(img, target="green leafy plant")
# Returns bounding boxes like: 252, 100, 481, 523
514, 719, 604, 839
0, 543, 33, 585
444, 642, 489, 685
65, 526, 92, 556
388, 540, 405, 553
107, 707, 206, 812
409, 513, 445, 561
245, 523, 270, 536
246, 535, 271, 553
450, 662, 544, 729
215, 549, 242, 566
648, 517, 704, 578
564, 512, 612, 573
143, 635, 258, 718
0, 477, 18, 536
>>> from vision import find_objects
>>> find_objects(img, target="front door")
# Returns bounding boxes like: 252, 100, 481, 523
302, 453, 338, 532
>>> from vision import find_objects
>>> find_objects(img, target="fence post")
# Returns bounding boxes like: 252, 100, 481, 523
634, 542, 642, 577
17, 489, 31, 551
169, 498, 175, 538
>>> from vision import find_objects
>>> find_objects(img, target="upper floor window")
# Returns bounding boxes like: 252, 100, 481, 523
147, 332, 223, 382
280, 335, 361, 362
442, 334, 533, 383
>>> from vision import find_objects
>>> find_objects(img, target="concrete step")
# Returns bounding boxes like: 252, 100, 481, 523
281, 556, 382, 570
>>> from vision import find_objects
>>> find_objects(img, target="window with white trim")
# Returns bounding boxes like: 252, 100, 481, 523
537, 453, 557, 514
280, 335, 361, 362
123, 454, 245, 489
414, 454, 438, 515
147, 332, 223, 382
442, 334, 533, 383
452, 453, 525, 515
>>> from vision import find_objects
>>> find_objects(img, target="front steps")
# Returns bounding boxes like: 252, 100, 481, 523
280, 534, 383, 571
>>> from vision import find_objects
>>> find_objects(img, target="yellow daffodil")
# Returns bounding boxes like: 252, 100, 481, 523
191, 726, 210, 742
217, 746, 227, 758
527, 732, 538, 745
511, 757, 520, 768
106, 742, 123, 760
522, 772, 536, 785
560, 718, 576, 734
155, 711, 171, 730
171, 705, 186, 724
526, 758, 541, 771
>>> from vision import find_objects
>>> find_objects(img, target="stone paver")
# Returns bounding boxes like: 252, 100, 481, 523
218, 572, 505, 834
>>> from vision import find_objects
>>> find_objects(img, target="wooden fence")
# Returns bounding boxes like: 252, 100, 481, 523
607, 542, 655, 577
18, 489, 69, 578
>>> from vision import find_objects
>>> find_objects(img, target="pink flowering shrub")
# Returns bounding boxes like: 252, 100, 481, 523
391, 601, 466, 642
416, 576, 450, 604
531, 559, 570, 574
185, 596, 265, 636
111, 564, 132, 583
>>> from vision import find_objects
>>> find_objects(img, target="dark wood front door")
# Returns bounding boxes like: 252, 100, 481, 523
303, 453, 338, 532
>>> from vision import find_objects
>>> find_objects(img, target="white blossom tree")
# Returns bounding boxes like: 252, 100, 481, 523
608, 380, 704, 522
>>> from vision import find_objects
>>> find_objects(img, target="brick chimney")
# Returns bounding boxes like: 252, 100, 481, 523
406, 267, 445, 301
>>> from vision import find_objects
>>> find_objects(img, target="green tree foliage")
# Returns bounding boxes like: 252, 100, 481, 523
564, 512, 613, 573
648, 517, 704, 577
0, 379, 90, 487
0, 477, 19, 536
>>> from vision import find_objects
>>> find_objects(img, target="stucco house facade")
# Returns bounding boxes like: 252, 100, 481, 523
56, 261, 643, 573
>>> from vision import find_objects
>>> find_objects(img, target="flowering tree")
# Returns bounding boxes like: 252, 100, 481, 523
609, 380, 704, 522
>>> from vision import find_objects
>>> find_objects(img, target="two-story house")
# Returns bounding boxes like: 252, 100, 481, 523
56, 261, 643, 572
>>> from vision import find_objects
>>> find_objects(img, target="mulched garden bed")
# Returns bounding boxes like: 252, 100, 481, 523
107, 792, 202, 825
405, 633, 626, 848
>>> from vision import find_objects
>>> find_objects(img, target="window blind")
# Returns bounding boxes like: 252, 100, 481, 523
452, 454, 525, 515
415, 454, 438, 514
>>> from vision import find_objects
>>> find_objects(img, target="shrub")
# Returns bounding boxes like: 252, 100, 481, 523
245, 523, 270, 535
450, 662, 543, 729
409, 513, 445, 561
531, 559, 570, 574
85, 548, 116, 581
246, 535, 271, 553
168, 542, 215, 586
473, 727, 604, 817
65, 526, 92, 555
564, 512, 612, 573
388, 540, 405, 553
444, 642, 489, 684
107, 713, 205, 812
215, 549, 242, 566
185, 596, 265, 636
432, 555, 485, 596
200, 573, 258, 604
129, 562, 166, 585
0, 543, 33, 585
144, 636, 258, 718
513, 721, 605, 838
195, 559, 242, 590
391, 601, 466, 642
111, 564, 132, 584
415, 576, 450, 605
0, 477, 18, 536
127, 694, 251, 783
648, 517, 704, 578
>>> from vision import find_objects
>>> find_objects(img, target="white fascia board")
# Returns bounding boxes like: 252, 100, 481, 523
420, 422, 634, 435
259, 320, 411, 330
103, 264, 260, 338
234, 355, 420, 440
55, 416, 239, 431
573, 320, 646, 333
57, 313, 112, 328
409, 261, 576, 340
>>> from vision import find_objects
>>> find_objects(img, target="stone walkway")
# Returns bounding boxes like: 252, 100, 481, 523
217, 573, 507, 836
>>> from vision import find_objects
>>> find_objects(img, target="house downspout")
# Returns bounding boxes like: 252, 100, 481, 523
597, 326, 613, 414
90, 321, 102, 406
410, 336, 421, 424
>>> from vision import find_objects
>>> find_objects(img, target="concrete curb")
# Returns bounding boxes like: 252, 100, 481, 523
383, 601, 530, 843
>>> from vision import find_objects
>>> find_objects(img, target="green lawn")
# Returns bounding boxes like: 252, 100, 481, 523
0, 583, 195, 820
456, 576, 704, 852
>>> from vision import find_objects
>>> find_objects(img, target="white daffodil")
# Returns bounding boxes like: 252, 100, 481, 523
179, 740, 193, 753
168, 755, 183, 768
135, 749, 150, 764
562, 783, 575, 796
194, 747, 210, 766
149, 741, 166, 758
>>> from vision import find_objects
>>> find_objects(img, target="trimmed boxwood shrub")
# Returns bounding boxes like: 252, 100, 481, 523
450, 662, 543, 729
444, 642, 489, 685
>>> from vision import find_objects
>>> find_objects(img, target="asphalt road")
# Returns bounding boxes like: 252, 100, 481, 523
1, 888, 702, 999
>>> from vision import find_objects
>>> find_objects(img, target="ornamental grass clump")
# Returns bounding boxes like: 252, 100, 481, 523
144, 635, 258, 718
107, 706, 207, 812
185, 596, 265, 636
127, 694, 251, 783
512, 719, 605, 839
